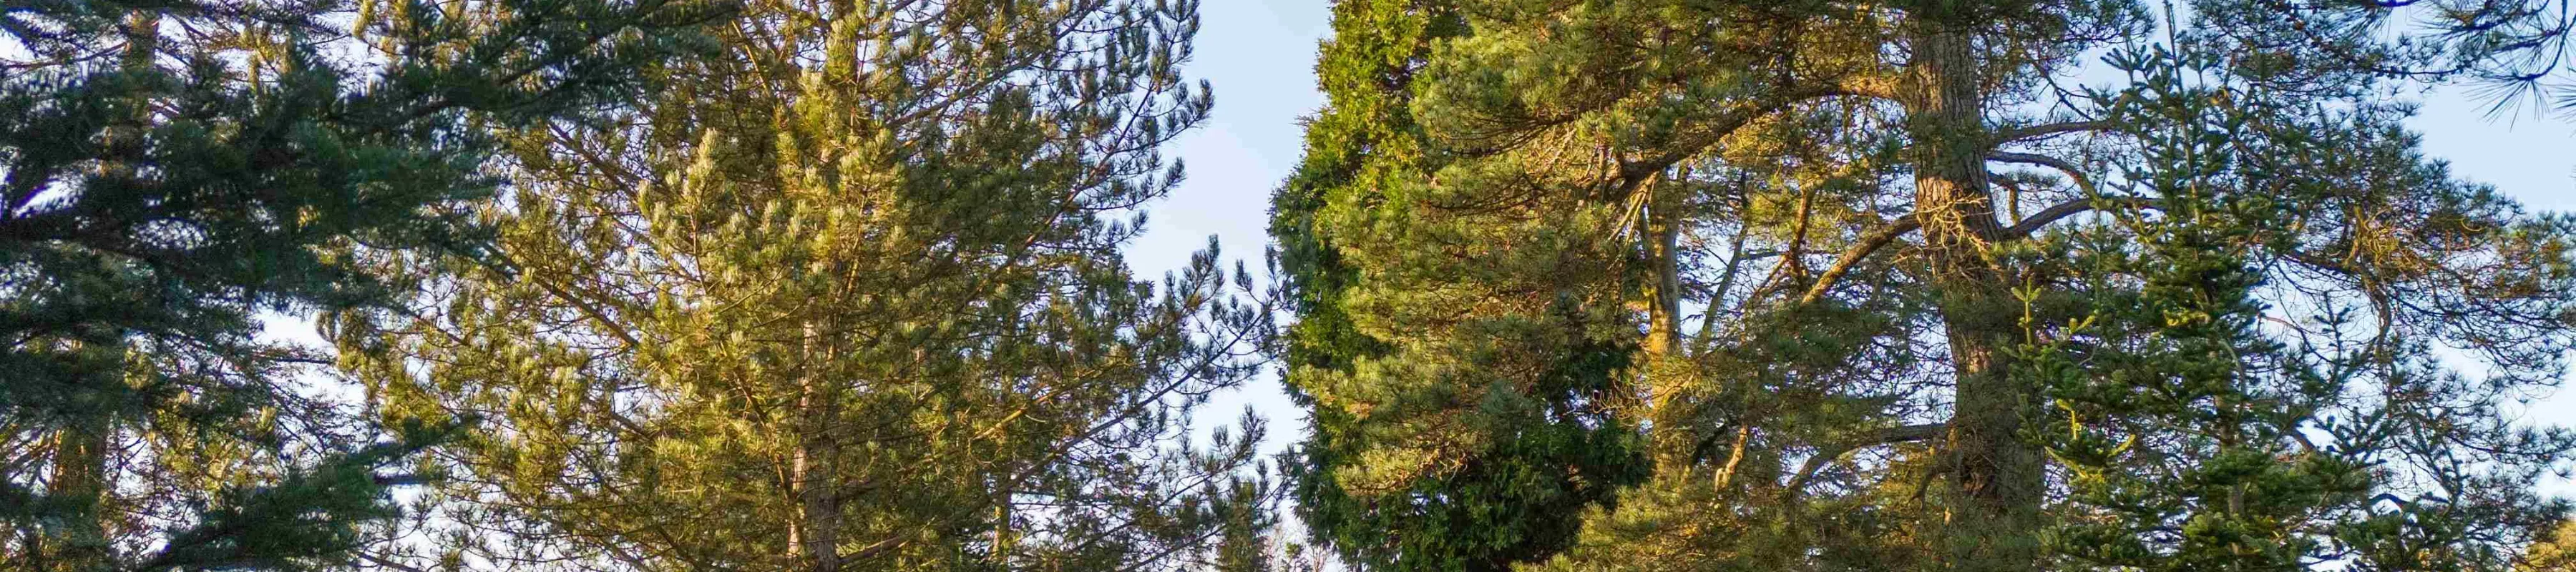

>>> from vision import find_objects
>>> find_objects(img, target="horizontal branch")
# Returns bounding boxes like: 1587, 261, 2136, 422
1993, 119, 2115, 145
2003, 196, 2157, 240
1986, 152, 2099, 196
1834, 74, 1906, 103
1782, 423, 1945, 496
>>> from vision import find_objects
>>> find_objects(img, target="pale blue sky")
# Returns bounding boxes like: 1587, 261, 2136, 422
1128, 0, 1331, 458
1133, 0, 2576, 462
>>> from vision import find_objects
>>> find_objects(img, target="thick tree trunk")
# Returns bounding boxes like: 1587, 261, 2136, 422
1905, 25, 2042, 572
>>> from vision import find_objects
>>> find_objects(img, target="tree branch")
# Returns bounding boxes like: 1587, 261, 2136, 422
1616, 84, 1876, 187
2001, 196, 2157, 240
1796, 214, 1921, 305
1993, 120, 2115, 145
356, 551, 433, 572
1782, 423, 1945, 498
1692, 228, 1757, 355
1834, 74, 1906, 103
1986, 152, 2099, 196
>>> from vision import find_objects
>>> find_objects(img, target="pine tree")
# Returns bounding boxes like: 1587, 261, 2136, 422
0, 0, 711, 566
1274, 1, 1654, 571
336, 1, 1282, 570
1275, 1, 2576, 571
0, 0, 713, 570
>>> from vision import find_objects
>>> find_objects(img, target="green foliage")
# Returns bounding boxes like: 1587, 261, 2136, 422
2524, 521, 2576, 571
1276, 1, 2576, 571
338, 1, 1282, 571
1276, 1, 1657, 571
0, 0, 714, 568
2029, 46, 2576, 572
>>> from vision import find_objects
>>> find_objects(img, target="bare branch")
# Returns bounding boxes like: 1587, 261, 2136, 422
1987, 152, 2099, 196
1782, 423, 1945, 497
1993, 120, 2115, 145
2002, 196, 2157, 240
356, 551, 434, 572
1692, 229, 1756, 355
1796, 214, 1921, 306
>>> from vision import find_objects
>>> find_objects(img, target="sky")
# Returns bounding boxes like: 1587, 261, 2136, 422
1122, 0, 1332, 460
1129, 0, 2576, 466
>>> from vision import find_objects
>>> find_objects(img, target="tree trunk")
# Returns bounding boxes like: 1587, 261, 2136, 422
789, 322, 841, 572
1905, 24, 2041, 572
44, 418, 111, 572
38, 13, 163, 571
1644, 178, 1684, 358
1639, 175, 1694, 471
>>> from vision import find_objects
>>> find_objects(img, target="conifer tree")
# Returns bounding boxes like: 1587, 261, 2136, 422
0, 0, 713, 569
1274, 1, 1650, 571
1276, 1, 2576, 571
338, 1, 1282, 570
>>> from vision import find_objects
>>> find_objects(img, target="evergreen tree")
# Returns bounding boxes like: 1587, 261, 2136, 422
1275, 1, 2576, 571
0, 0, 713, 569
337, 1, 1282, 570
1275, 1, 1651, 571
2020, 48, 2575, 572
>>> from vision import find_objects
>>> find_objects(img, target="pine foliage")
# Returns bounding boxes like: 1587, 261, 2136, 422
1273, 2, 1668, 571
1274, 1, 2576, 571
0, 0, 713, 568
337, 1, 1282, 571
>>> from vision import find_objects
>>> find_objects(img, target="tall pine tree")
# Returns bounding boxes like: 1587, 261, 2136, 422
1276, 1, 2576, 571
337, 1, 1283, 570
1274, 1, 1651, 571
0, 0, 717, 569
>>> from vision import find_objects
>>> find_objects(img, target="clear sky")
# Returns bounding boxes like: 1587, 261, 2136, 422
1123, 0, 1332, 460
1130, 0, 2576, 465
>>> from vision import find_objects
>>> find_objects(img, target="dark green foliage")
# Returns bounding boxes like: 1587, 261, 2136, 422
130, 423, 459, 572
1267, 1, 1649, 566
0, 0, 718, 568
1275, 1, 1653, 570
1292, 337, 1647, 572
2025, 48, 2368, 571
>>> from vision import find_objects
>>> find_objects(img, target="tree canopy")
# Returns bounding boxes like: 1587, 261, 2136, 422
333, 0, 1283, 570
1274, 1, 2576, 571
11, 0, 2576, 571
0, 0, 717, 568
